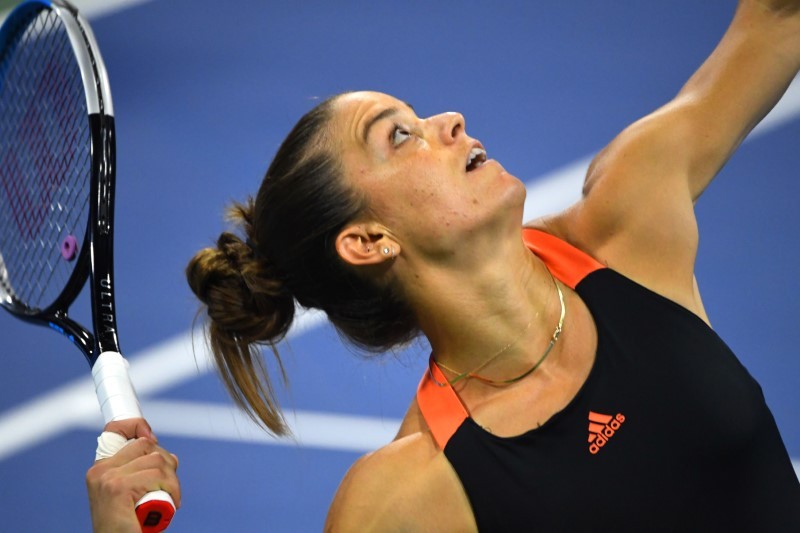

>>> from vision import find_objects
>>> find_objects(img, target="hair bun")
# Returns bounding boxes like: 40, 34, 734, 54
187, 232, 295, 344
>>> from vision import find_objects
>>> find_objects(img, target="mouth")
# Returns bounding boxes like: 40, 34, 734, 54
465, 143, 487, 173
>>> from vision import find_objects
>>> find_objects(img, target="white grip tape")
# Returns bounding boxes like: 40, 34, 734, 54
92, 351, 143, 423
95, 430, 129, 461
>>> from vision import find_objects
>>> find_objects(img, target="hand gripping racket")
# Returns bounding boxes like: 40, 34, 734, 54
0, 1, 175, 531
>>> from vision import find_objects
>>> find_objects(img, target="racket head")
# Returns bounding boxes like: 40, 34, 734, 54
0, 0, 115, 351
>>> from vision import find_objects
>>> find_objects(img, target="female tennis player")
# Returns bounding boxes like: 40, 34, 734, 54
87, 0, 800, 530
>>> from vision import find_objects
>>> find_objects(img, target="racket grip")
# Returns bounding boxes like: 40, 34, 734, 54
92, 351, 143, 422
93, 351, 176, 532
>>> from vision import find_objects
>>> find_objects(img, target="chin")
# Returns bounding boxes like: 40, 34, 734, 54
472, 176, 527, 235
498, 171, 527, 212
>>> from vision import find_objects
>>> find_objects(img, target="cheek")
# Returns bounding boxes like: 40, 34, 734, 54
354, 161, 490, 240
400, 178, 474, 217
398, 188, 486, 246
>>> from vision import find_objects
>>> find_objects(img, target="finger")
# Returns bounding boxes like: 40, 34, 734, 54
117, 453, 182, 508
97, 436, 158, 467
170, 453, 179, 472
87, 441, 170, 492
99, 462, 182, 510
95, 437, 177, 476
104, 418, 155, 442
114, 446, 179, 485
131, 469, 182, 510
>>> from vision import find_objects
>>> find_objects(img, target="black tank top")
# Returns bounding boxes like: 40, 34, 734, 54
417, 229, 800, 532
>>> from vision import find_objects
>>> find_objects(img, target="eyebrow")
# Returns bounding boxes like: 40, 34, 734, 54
361, 102, 415, 144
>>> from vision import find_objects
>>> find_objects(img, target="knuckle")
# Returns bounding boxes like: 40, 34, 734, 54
136, 437, 157, 453
85, 468, 100, 487
167, 452, 179, 470
86, 461, 108, 486
150, 451, 168, 466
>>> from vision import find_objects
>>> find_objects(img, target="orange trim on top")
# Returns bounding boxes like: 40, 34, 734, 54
416, 359, 469, 450
522, 228, 605, 289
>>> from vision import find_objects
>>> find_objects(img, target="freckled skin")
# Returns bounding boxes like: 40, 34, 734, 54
330, 91, 527, 261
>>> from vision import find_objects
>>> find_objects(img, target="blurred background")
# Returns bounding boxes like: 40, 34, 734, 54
0, 1, 798, 530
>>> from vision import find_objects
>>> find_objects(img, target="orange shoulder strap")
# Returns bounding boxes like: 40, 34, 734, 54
522, 228, 604, 289
417, 360, 468, 450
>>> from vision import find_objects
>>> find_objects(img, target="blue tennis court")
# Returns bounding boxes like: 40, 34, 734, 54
0, 1, 798, 530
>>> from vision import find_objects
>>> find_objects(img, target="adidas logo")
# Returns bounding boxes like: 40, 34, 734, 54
588, 411, 625, 454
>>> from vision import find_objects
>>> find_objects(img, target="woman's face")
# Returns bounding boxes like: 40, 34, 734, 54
331, 91, 527, 259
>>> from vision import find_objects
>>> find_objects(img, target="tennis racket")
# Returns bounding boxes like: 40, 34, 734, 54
0, 1, 175, 531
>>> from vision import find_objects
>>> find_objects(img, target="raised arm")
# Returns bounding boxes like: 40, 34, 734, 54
669, 0, 800, 197
550, 0, 800, 316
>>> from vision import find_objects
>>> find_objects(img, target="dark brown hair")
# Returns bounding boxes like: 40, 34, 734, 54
186, 94, 418, 434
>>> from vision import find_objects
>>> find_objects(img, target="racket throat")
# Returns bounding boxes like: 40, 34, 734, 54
88, 113, 120, 360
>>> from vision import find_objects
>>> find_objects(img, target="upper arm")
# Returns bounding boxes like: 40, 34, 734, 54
596, 0, 800, 204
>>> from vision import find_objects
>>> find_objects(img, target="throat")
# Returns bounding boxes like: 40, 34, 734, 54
432, 268, 566, 388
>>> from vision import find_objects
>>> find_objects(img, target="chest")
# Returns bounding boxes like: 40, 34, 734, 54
442, 270, 782, 530
461, 288, 598, 438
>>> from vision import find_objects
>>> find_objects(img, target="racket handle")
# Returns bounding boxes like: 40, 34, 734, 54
92, 351, 144, 422
93, 351, 176, 532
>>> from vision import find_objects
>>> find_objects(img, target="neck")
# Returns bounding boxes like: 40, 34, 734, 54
402, 236, 561, 381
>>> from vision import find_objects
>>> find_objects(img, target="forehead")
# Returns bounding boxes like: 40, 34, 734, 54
330, 91, 414, 145
334, 91, 412, 118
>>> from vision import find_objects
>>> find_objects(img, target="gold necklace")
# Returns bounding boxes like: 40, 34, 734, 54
431, 270, 566, 387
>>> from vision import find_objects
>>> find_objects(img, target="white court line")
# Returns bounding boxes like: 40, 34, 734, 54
71, 400, 401, 454
0, 77, 798, 462
752, 75, 800, 137
521, 75, 800, 221
0, 308, 326, 462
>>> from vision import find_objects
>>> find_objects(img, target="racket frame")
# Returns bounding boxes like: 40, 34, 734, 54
0, 0, 119, 367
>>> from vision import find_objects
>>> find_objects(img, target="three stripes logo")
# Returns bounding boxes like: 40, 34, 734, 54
588, 411, 625, 454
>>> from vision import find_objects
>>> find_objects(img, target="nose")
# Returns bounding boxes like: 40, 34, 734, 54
430, 112, 465, 145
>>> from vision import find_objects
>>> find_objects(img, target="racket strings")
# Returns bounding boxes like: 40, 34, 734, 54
0, 9, 91, 311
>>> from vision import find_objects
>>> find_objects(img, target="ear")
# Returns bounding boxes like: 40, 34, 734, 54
335, 223, 399, 266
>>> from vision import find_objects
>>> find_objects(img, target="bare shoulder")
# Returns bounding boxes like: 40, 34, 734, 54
394, 396, 426, 439
324, 435, 429, 532
581, 126, 705, 315
572, 112, 698, 255
325, 416, 476, 532
525, 129, 709, 322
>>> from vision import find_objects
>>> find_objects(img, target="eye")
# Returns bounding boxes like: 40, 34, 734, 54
391, 126, 412, 147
